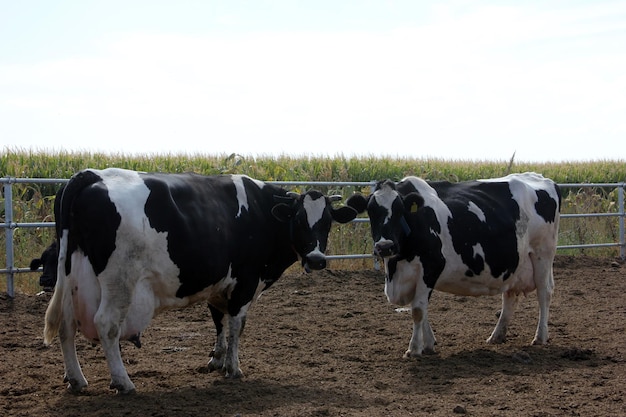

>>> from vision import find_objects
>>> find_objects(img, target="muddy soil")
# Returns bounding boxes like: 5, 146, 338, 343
1, 255, 624, 416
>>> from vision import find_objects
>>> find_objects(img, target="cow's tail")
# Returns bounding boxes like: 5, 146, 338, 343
43, 230, 68, 345
44, 170, 102, 345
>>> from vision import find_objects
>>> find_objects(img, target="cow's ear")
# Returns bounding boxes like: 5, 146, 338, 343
271, 203, 295, 222
331, 206, 358, 224
30, 258, 42, 271
403, 193, 425, 215
346, 194, 369, 213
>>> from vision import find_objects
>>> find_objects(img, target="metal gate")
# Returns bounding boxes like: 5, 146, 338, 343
3, 177, 625, 298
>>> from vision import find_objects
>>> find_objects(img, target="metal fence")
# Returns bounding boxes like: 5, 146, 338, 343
2, 177, 625, 298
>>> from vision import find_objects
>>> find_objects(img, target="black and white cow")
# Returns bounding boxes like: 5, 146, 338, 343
30, 241, 58, 292
346, 173, 560, 358
44, 168, 357, 394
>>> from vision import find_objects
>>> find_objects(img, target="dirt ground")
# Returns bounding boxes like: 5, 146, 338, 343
1, 255, 624, 417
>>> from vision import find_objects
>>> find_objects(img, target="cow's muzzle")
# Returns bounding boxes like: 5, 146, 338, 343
374, 239, 396, 258
303, 252, 327, 273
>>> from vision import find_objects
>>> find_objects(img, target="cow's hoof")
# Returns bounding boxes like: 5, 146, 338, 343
225, 368, 243, 379
531, 337, 548, 346
207, 358, 224, 373
486, 335, 506, 344
422, 347, 437, 355
64, 375, 88, 393
66, 383, 87, 394
403, 350, 422, 359
115, 387, 136, 395
110, 381, 136, 395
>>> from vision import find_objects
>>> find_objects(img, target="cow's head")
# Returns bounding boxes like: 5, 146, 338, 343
347, 180, 424, 258
30, 241, 58, 292
272, 190, 357, 272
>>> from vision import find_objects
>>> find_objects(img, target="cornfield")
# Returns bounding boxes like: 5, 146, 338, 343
2, 149, 624, 294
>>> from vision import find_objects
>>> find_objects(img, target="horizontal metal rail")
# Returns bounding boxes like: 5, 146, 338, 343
3, 177, 625, 298
561, 213, 622, 219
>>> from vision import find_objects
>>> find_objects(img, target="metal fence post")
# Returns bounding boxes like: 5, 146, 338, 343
617, 183, 626, 260
3, 180, 15, 298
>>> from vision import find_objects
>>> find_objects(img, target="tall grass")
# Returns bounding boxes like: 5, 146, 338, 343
3, 148, 625, 183
2, 149, 625, 294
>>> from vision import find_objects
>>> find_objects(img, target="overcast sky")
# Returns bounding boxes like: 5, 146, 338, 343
1, 1, 625, 162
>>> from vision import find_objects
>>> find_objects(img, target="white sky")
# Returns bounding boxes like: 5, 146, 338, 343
1, 0, 625, 162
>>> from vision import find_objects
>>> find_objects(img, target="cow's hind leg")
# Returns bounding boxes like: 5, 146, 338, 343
59, 310, 88, 392
487, 291, 520, 344
208, 305, 227, 373
223, 312, 246, 378
93, 290, 135, 394
530, 253, 555, 345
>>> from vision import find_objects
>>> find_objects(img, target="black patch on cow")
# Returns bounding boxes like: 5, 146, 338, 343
70, 181, 121, 276
386, 256, 400, 285
535, 189, 559, 223
404, 206, 446, 289
434, 181, 520, 280
208, 304, 224, 338
142, 174, 293, 301
60, 171, 120, 276
143, 174, 238, 298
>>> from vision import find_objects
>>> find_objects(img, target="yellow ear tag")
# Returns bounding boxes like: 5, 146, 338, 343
410, 202, 418, 213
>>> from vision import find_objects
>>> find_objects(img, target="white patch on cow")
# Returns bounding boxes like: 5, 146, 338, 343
303, 194, 326, 228
403, 176, 453, 229
402, 176, 439, 200
467, 201, 486, 222
230, 175, 266, 218
249, 175, 266, 189
232, 175, 249, 218
472, 243, 485, 261
374, 236, 391, 248
90, 168, 183, 313
373, 184, 398, 224
69, 251, 101, 341
384, 258, 422, 306
98, 169, 151, 223
306, 245, 323, 259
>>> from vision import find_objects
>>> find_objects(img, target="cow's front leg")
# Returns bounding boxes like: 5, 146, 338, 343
405, 303, 430, 358
208, 305, 227, 373
59, 314, 88, 392
487, 291, 520, 344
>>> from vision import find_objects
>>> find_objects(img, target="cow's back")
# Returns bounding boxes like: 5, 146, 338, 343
396, 173, 560, 296
139, 172, 287, 298
69, 169, 288, 300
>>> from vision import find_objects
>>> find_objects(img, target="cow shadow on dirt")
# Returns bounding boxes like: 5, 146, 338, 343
403, 344, 605, 392
46, 345, 607, 416
48, 378, 370, 416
